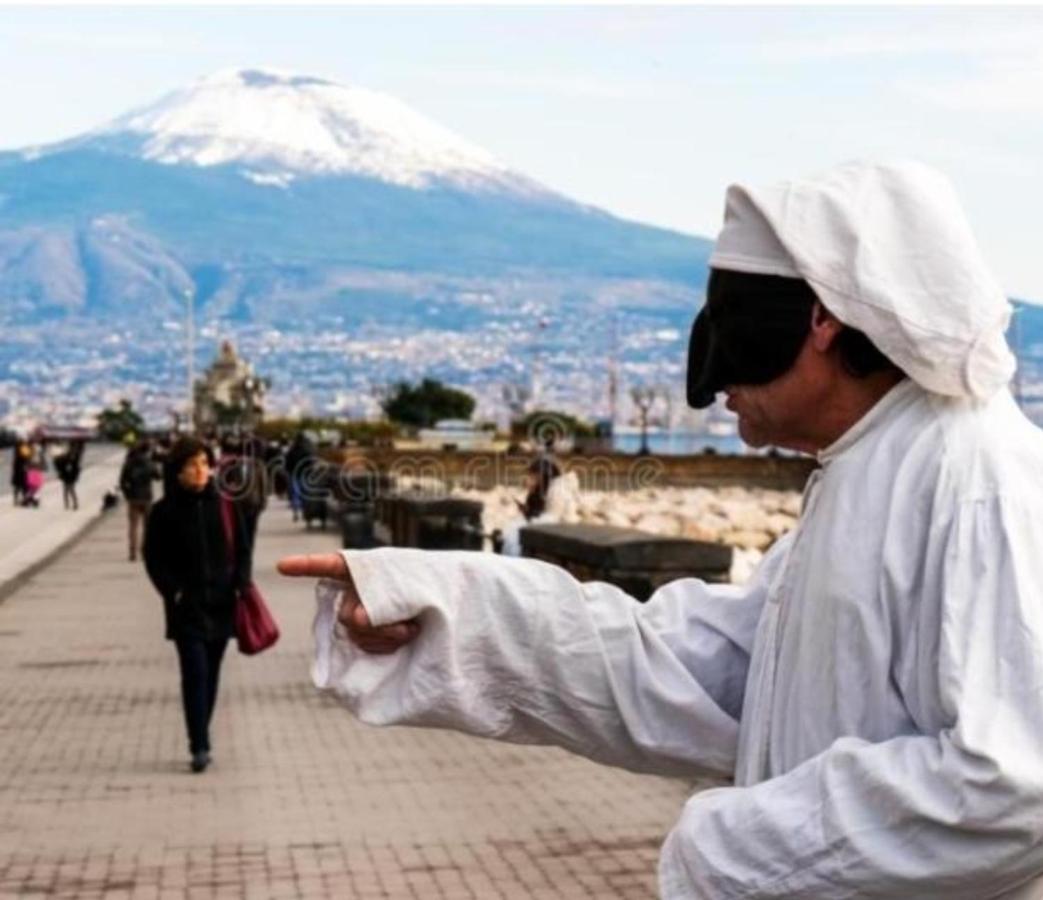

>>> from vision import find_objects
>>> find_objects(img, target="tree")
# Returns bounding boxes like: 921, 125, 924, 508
96, 399, 145, 443
380, 379, 476, 429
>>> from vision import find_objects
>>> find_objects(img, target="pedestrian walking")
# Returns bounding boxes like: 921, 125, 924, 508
143, 436, 256, 773
119, 440, 158, 561
152, 434, 172, 479
54, 440, 84, 511
283, 431, 315, 523
10, 440, 29, 506
267, 437, 288, 499
218, 433, 269, 547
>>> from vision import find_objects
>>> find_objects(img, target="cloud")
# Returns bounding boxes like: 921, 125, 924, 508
409, 67, 662, 102
0, 22, 227, 56
912, 54, 1043, 114
749, 22, 1043, 64
741, 14, 1043, 116
907, 135, 1039, 181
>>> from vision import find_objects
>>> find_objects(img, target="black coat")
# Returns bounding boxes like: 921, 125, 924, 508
54, 453, 81, 485
10, 445, 28, 490
143, 480, 255, 641
284, 436, 315, 482
120, 451, 159, 504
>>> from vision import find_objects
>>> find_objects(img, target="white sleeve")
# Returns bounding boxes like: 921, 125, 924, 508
311, 535, 791, 778
659, 495, 1043, 899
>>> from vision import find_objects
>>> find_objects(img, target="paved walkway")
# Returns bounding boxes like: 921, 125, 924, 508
0, 501, 718, 899
0, 446, 125, 598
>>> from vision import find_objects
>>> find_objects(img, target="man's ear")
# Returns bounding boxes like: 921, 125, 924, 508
809, 302, 843, 353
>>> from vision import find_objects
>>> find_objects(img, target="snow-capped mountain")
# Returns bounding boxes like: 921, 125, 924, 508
34, 68, 543, 196
0, 68, 710, 324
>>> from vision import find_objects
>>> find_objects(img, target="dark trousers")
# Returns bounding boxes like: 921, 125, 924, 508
62, 483, 78, 510
174, 637, 228, 755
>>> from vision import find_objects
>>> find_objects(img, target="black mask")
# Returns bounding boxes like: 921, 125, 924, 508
686, 270, 818, 409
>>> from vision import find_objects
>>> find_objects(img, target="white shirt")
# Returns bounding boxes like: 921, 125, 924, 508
311, 380, 1043, 898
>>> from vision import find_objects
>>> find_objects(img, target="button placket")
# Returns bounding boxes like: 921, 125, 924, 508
755, 466, 825, 779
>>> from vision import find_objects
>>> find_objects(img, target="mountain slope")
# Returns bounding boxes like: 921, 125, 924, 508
0, 68, 711, 324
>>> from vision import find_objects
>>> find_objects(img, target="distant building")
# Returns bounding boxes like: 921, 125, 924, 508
417, 419, 496, 451
193, 340, 269, 432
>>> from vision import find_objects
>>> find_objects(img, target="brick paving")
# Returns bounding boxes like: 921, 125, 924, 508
0, 503, 719, 898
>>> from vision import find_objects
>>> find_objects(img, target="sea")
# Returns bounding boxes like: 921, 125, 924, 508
611, 430, 750, 456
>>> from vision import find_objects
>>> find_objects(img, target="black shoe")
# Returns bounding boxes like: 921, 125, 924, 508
190, 751, 211, 773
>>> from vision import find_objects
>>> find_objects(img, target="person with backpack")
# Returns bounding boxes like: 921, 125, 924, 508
119, 439, 158, 561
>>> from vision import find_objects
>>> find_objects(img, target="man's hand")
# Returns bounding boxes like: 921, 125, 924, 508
277, 553, 420, 654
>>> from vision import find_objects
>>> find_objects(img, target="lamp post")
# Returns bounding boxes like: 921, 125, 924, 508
630, 385, 657, 456
185, 287, 195, 432
241, 375, 261, 433
531, 316, 550, 408
607, 313, 619, 430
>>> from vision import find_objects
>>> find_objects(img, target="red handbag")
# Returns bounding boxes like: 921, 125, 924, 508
219, 495, 280, 655
234, 581, 280, 656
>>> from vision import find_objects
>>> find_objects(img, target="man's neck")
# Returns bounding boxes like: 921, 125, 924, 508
806, 371, 907, 453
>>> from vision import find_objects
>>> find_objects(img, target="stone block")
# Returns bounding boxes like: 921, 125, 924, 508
519, 522, 733, 601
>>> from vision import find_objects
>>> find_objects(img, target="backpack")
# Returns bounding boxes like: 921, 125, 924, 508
121, 455, 155, 501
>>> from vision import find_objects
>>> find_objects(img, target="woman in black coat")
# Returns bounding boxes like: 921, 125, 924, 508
143, 436, 255, 773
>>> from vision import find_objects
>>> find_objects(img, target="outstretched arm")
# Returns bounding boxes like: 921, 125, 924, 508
279, 536, 791, 778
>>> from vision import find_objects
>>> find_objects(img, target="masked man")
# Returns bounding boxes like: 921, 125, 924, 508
280, 161, 1043, 898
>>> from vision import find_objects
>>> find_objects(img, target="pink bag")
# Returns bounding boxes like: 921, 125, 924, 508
219, 496, 279, 655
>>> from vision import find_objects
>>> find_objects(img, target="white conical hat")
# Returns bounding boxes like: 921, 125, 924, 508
707, 160, 1015, 400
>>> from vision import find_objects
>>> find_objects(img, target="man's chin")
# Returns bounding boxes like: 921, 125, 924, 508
737, 422, 768, 449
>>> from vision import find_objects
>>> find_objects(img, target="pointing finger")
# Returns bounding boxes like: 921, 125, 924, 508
277, 553, 349, 580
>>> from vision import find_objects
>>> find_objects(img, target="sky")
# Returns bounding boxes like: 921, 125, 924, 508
1, 5, 1041, 300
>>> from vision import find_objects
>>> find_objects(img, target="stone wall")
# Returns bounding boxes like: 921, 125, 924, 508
333, 448, 817, 493
327, 448, 812, 584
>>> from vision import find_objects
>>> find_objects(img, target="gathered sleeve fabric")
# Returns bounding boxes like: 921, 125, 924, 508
658, 494, 1043, 899
311, 537, 791, 779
